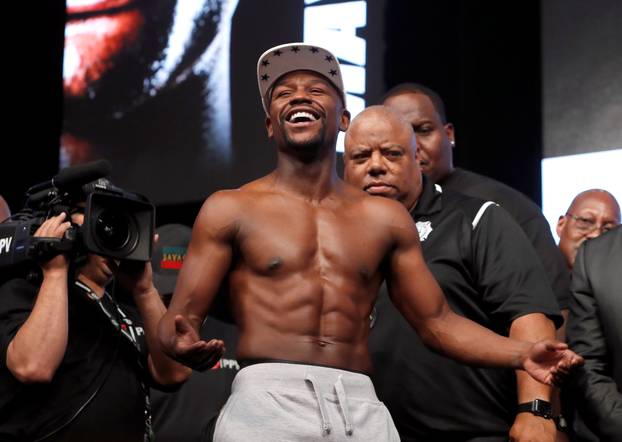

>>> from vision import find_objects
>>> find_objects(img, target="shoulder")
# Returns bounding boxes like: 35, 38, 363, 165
196, 187, 255, 222
436, 188, 503, 228
358, 193, 413, 225
450, 169, 542, 217
192, 190, 246, 240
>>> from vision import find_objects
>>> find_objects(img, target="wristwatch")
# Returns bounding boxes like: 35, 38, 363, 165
517, 399, 553, 419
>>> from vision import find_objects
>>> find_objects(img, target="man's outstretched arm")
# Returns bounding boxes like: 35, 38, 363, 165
158, 191, 237, 372
385, 205, 582, 385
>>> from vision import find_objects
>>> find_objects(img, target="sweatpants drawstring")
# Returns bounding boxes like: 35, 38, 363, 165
305, 373, 354, 437
335, 375, 354, 436
305, 373, 332, 435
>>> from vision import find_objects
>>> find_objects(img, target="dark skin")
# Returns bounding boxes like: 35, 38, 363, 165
344, 106, 561, 442
0, 195, 9, 222
383, 91, 455, 184
158, 70, 583, 382
556, 190, 621, 271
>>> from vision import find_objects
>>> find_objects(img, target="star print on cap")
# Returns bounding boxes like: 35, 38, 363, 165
257, 42, 346, 114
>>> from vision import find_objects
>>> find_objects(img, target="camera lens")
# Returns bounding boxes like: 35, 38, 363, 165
95, 209, 131, 250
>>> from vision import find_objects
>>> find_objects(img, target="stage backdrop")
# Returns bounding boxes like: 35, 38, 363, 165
61, 0, 386, 205
541, 0, 622, 239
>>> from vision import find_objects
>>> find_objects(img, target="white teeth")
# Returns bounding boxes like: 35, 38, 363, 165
288, 111, 317, 122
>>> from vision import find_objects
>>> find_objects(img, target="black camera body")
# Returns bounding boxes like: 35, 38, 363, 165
0, 162, 154, 270
81, 189, 154, 261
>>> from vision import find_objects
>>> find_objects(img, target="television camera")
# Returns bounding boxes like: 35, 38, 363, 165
0, 160, 154, 272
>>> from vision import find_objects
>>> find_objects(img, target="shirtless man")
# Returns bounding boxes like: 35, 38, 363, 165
158, 43, 582, 441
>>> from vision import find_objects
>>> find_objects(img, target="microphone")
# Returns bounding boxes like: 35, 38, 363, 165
27, 160, 112, 195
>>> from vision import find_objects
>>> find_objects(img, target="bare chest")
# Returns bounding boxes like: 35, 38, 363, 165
235, 202, 388, 277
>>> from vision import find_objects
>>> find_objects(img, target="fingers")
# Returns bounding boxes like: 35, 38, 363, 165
544, 340, 568, 351
560, 350, 584, 367
34, 213, 71, 238
174, 315, 194, 335
181, 338, 225, 371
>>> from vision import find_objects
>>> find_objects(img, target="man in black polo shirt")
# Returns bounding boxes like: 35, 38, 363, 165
0, 206, 189, 441
344, 106, 564, 441
382, 83, 571, 319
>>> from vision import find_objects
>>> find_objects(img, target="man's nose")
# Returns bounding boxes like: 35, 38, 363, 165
585, 228, 602, 239
289, 89, 312, 104
368, 152, 386, 175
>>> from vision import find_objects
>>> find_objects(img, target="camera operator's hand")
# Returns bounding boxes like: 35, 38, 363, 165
34, 213, 73, 274
112, 260, 157, 299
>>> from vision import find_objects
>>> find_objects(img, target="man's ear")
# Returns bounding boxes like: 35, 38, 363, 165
556, 215, 566, 238
339, 110, 351, 132
445, 123, 455, 146
266, 116, 273, 139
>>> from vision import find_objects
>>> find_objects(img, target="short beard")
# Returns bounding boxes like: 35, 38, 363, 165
280, 116, 327, 153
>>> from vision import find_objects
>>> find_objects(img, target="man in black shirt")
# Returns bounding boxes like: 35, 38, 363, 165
0, 210, 189, 441
555, 189, 620, 440
344, 106, 564, 441
381, 83, 571, 315
566, 226, 622, 441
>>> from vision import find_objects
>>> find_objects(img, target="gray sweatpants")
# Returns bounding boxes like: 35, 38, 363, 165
213, 362, 400, 441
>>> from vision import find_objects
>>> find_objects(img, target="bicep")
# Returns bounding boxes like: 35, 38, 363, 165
168, 195, 237, 321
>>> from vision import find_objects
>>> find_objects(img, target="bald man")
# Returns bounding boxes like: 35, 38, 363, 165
556, 189, 621, 271
556, 190, 620, 440
344, 106, 566, 442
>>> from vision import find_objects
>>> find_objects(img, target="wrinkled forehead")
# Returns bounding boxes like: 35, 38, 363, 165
347, 108, 414, 144
571, 194, 621, 219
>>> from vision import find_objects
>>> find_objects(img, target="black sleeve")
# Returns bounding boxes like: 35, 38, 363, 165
472, 204, 563, 331
566, 245, 622, 440
0, 278, 37, 364
520, 215, 572, 309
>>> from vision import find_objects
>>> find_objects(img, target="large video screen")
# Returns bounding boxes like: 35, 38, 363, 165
62, 0, 385, 205
541, 0, 622, 238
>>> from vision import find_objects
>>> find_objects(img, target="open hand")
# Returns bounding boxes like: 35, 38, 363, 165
523, 340, 584, 386
166, 315, 225, 371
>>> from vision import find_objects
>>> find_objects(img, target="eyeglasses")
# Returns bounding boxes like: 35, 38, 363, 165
565, 213, 618, 234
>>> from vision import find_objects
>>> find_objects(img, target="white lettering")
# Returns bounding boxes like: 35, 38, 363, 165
220, 358, 240, 370
0, 237, 12, 254
304, 0, 367, 152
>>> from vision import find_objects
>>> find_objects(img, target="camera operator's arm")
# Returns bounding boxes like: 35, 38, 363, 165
115, 260, 192, 386
6, 214, 72, 383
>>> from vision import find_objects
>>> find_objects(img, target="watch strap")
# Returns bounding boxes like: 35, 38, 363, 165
517, 399, 553, 419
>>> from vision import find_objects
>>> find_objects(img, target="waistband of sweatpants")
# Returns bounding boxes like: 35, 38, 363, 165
232, 361, 378, 399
